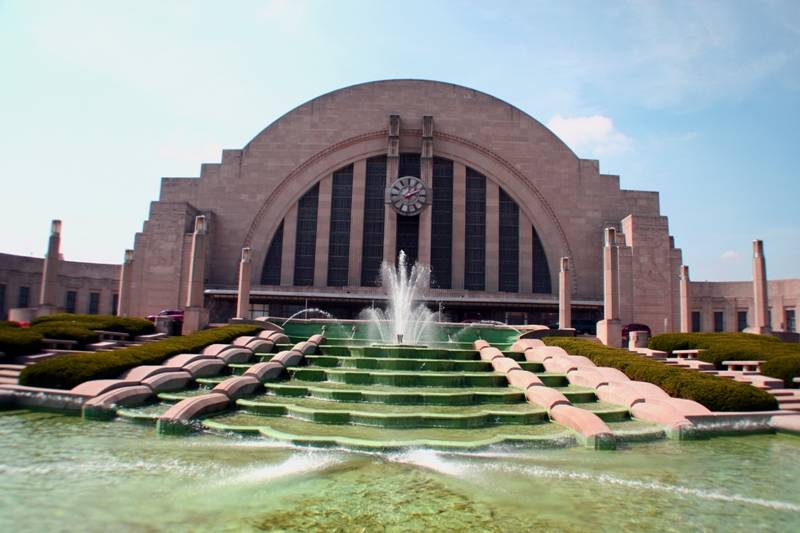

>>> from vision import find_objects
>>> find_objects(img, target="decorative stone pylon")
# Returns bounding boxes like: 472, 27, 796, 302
236, 247, 252, 319
679, 265, 690, 333
38, 219, 62, 313
596, 227, 622, 347
117, 249, 134, 317
745, 239, 771, 335
559, 257, 572, 330
183, 215, 209, 333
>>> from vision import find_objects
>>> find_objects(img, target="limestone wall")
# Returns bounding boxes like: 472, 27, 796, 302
0, 252, 120, 319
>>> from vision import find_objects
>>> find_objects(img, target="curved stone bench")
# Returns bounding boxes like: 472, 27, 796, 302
82, 385, 154, 420
566, 368, 611, 389
643, 397, 710, 416
244, 361, 285, 382
182, 358, 226, 378
307, 334, 325, 346
142, 371, 193, 393
506, 369, 544, 389
568, 367, 631, 388
258, 330, 289, 344
292, 341, 313, 355
201, 345, 253, 364
509, 338, 544, 352
478, 347, 504, 362
234, 336, 275, 353
157, 393, 231, 435
120, 365, 181, 382
525, 386, 571, 410
164, 353, 216, 367
629, 402, 692, 433
491, 357, 521, 374
212, 376, 261, 400
549, 403, 615, 449
595, 381, 666, 407
524, 346, 568, 363
71, 379, 140, 397
271, 350, 304, 368
474, 339, 490, 351
543, 355, 595, 374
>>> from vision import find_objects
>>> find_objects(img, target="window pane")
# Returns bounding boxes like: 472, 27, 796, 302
431, 158, 453, 289
328, 165, 353, 287
294, 183, 319, 286
498, 188, 519, 292
361, 156, 386, 286
464, 168, 485, 290
261, 221, 284, 285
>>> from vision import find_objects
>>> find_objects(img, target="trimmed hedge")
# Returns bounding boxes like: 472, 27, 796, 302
0, 328, 43, 358
31, 313, 156, 337
649, 332, 800, 385
18, 324, 262, 390
29, 324, 99, 346
544, 337, 778, 412
0, 321, 22, 328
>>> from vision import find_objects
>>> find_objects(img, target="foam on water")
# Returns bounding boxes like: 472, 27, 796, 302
388, 448, 468, 477
216, 452, 342, 486
395, 449, 800, 513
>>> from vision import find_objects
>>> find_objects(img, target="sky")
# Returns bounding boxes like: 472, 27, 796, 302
0, 0, 798, 281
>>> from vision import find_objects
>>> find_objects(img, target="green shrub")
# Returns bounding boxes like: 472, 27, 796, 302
29, 324, 99, 346
0, 328, 43, 357
31, 313, 156, 337
19, 325, 261, 390
0, 321, 22, 328
762, 356, 800, 386
544, 337, 778, 412
649, 332, 800, 384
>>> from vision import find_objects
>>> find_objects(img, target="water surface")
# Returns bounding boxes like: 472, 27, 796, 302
1, 410, 798, 532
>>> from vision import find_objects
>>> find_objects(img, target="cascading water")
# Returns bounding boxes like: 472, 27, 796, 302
361, 251, 438, 345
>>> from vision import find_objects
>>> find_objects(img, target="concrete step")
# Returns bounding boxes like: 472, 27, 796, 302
0, 370, 21, 379
778, 400, 800, 411
0, 364, 26, 371
0, 377, 18, 385
769, 389, 800, 398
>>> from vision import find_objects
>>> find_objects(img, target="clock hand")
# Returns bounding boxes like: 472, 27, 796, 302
403, 187, 421, 199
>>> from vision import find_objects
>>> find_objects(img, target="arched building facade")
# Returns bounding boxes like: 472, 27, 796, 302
123, 80, 685, 332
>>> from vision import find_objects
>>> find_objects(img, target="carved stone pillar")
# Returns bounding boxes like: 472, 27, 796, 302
745, 239, 771, 335
596, 227, 622, 347
679, 265, 690, 333
236, 247, 252, 319
418, 115, 433, 268
559, 257, 572, 329
117, 249, 134, 317
382, 114, 400, 265
39, 219, 62, 310
183, 215, 209, 333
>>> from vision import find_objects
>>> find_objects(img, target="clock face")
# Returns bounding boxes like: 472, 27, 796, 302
389, 176, 428, 216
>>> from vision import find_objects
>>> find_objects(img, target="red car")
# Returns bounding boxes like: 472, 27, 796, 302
146, 308, 184, 322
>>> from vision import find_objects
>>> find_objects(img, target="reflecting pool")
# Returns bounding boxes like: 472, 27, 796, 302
1, 409, 798, 532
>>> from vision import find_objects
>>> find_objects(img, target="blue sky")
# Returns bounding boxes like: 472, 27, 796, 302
0, 0, 798, 281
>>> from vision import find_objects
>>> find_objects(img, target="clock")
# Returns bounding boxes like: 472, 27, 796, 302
389, 176, 428, 216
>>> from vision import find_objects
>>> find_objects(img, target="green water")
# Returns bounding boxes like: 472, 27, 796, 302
2, 410, 799, 532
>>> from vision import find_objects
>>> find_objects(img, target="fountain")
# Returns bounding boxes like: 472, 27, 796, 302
360, 251, 438, 345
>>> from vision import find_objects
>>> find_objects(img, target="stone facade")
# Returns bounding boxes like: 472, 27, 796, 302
0, 252, 119, 319
123, 80, 688, 329
689, 279, 800, 335
1, 80, 796, 335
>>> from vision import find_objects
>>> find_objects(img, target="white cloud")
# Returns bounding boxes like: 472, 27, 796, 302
546, 114, 633, 156
721, 250, 741, 261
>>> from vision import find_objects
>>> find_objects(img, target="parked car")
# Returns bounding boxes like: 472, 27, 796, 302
146, 308, 184, 322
